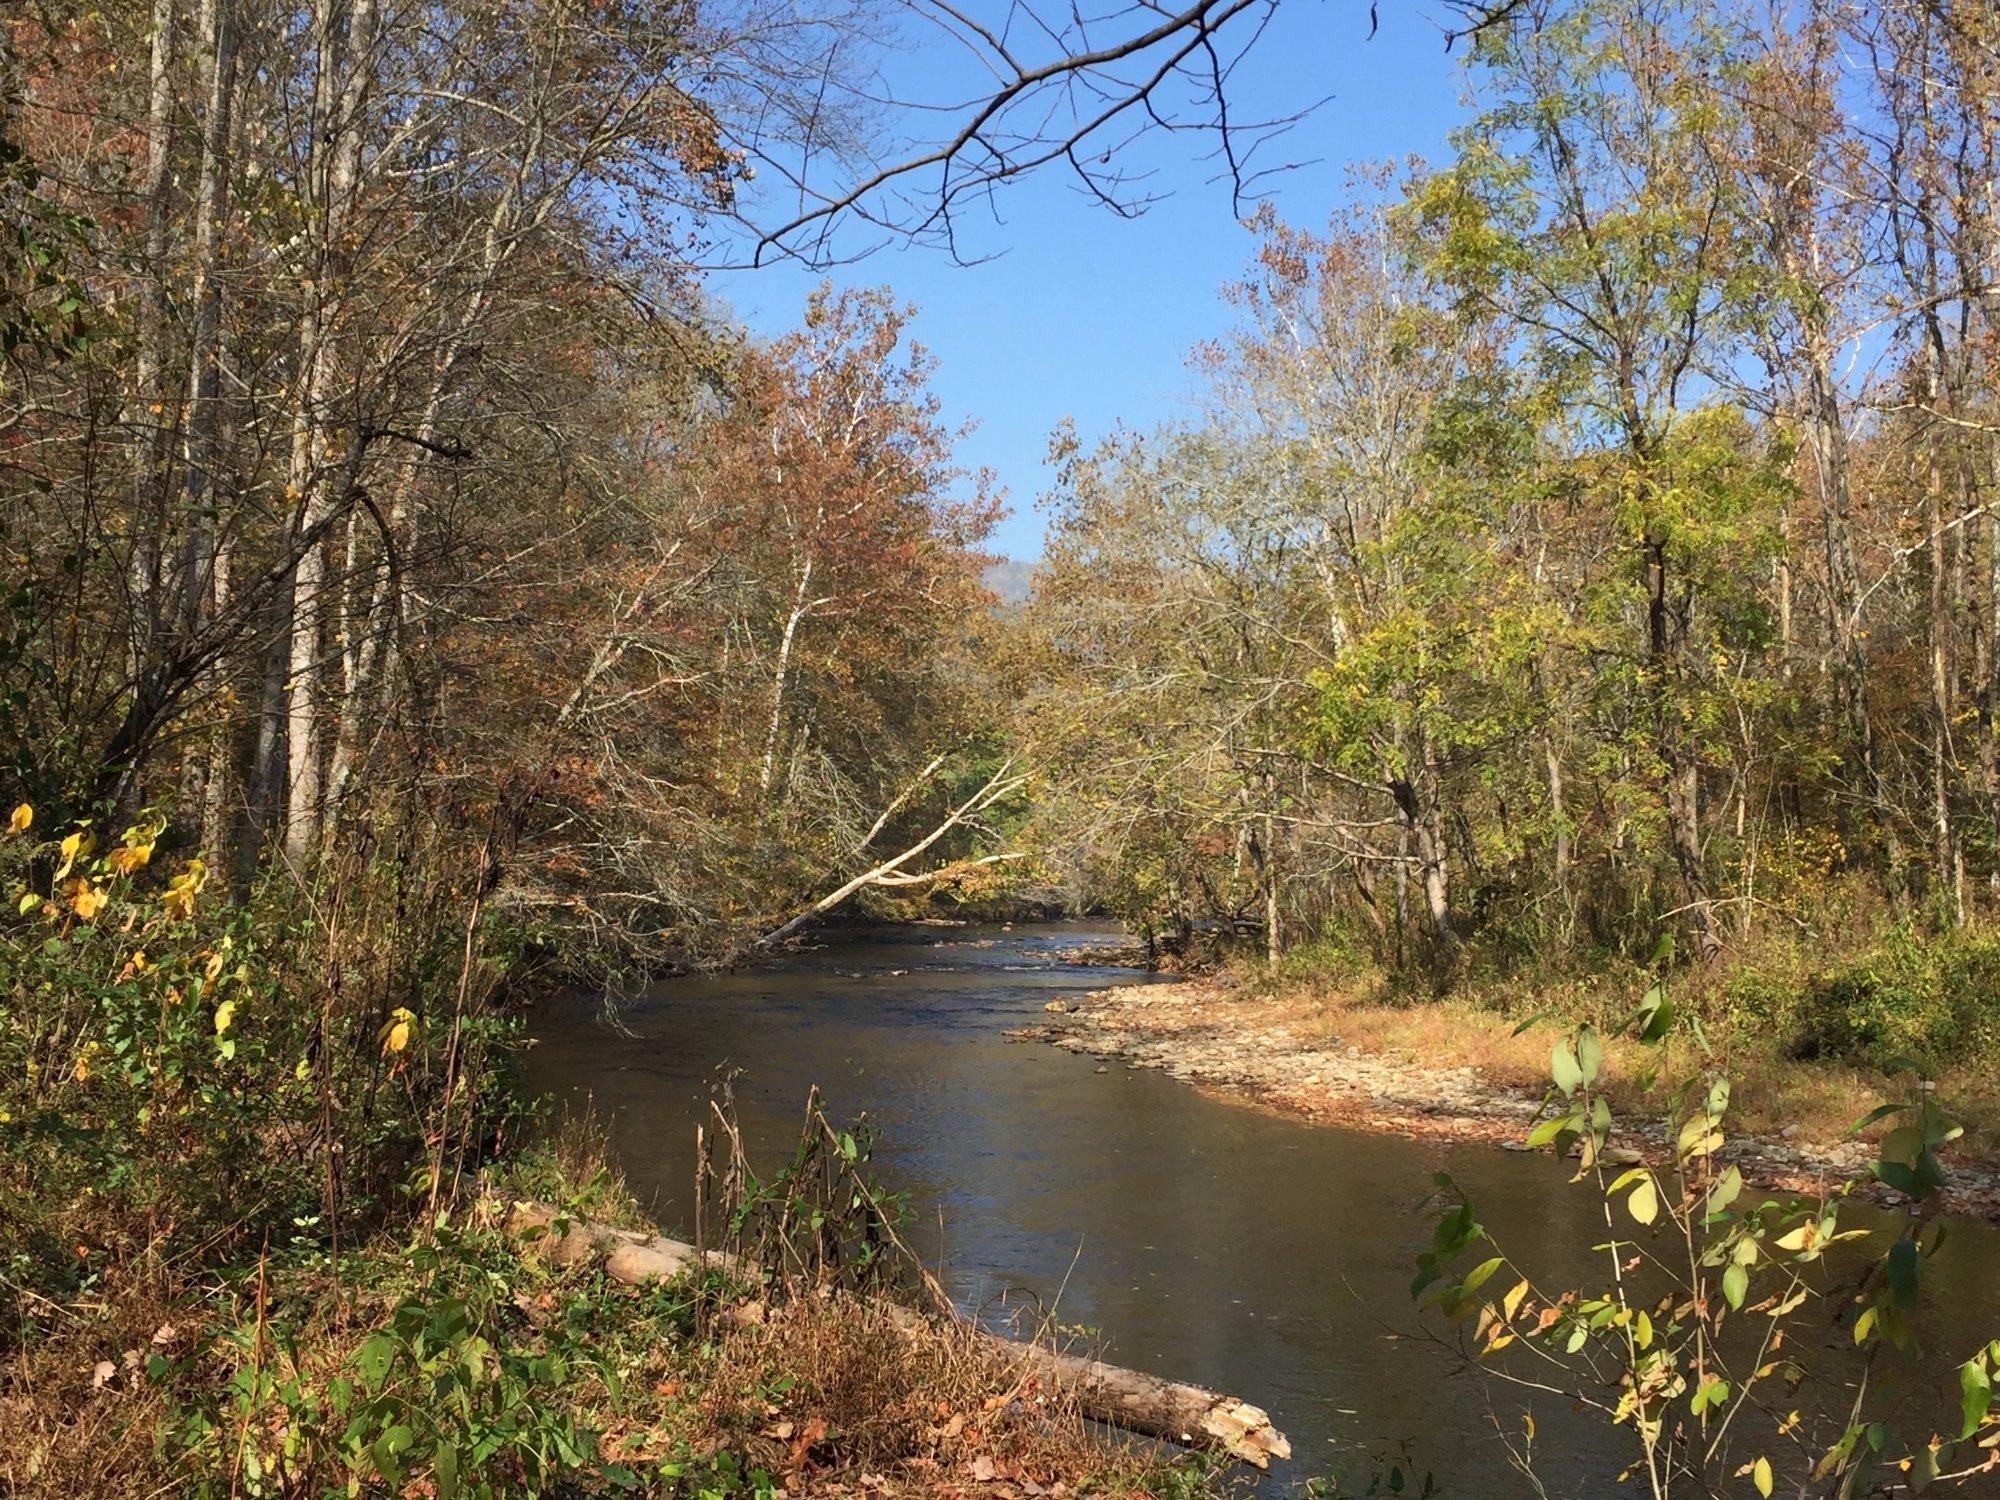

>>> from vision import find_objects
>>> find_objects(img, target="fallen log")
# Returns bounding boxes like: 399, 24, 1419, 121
491, 1197, 1291, 1469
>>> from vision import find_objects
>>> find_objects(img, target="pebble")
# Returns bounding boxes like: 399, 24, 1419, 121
1033, 980, 2000, 1221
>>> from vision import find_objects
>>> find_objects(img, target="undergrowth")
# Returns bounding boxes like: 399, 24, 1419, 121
0, 805, 1230, 1497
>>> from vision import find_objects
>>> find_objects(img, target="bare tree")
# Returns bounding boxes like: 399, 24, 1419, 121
719, 0, 1529, 266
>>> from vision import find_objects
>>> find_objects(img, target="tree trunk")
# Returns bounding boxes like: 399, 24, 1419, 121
1544, 732, 1571, 895
1987, 450, 2000, 891
1388, 758, 1455, 968
238, 602, 292, 891
1803, 350, 1900, 873
1262, 809, 1282, 969
1646, 535, 1723, 961
181, 0, 239, 859
123, 0, 178, 795
761, 556, 814, 801
1926, 414, 1960, 923
199, 535, 235, 858
282, 0, 378, 868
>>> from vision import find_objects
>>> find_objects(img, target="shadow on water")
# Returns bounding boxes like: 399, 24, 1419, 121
518, 922, 2000, 1497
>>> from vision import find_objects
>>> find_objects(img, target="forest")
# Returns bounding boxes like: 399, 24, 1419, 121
1026, 3, 2000, 1083
5, 0, 2000, 1493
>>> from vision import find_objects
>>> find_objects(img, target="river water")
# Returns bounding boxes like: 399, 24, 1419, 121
519, 922, 2000, 1496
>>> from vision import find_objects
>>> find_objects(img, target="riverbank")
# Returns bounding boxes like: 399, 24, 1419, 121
1019, 975, 2000, 1220
0, 823, 1227, 1497
1, 1128, 1233, 1497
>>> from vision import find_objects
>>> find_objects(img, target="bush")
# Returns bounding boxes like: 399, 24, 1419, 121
1786, 921, 2000, 1068
0, 801, 523, 1402
167, 1220, 684, 1498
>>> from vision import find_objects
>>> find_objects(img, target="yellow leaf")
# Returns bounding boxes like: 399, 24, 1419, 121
109, 842, 154, 874
378, 1007, 416, 1056
74, 1053, 89, 1083
1502, 1278, 1530, 1322
214, 999, 236, 1035
55, 830, 89, 881
70, 882, 107, 921
163, 858, 208, 921
1753, 1456, 1773, 1497
1628, 1176, 1659, 1226
8, 803, 30, 834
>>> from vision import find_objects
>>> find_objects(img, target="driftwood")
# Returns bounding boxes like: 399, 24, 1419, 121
494, 1197, 1292, 1469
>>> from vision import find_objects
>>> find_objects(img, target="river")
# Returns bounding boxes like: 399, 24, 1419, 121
519, 922, 2000, 1496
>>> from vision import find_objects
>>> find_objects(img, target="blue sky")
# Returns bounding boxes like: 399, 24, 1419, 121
713, 5, 1476, 561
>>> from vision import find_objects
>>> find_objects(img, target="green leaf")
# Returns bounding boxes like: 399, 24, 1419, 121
1960, 1359, 1992, 1441
1576, 1026, 1602, 1087
1551, 1039, 1582, 1094
1879, 1125, 1923, 1164
1627, 1176, 1658, 1226
1639, 991, 1676, 1044
352, 1332, 397, 1393
1911, 1440, 1943, 1492
1722, 1263, 1748, 1311
1703, 1166, 1743, 1220
1886, 1237, 1920, 1309
1847, 1102, 1906, 1138
1462, 1256, 1506, 1296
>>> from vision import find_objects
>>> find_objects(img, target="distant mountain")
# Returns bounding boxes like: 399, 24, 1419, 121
982, 557, 1038, 605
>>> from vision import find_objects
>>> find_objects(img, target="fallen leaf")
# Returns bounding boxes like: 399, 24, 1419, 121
787, 1415, 827, 1471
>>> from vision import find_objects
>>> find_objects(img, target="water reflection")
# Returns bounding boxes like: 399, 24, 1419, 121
519, 923, 1998, 1497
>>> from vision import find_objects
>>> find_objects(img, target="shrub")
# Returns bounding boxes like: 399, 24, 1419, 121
1, 802, 521, 1354
1787, 922, 2000, 1068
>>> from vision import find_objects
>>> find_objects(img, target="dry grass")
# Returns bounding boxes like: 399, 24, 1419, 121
1229, 962, 2000, 1163
1, 1264, 1204, 1500
0, 1287, 179, 1495
690, 1295, 1189, 1497
499, 1107, 656, 1232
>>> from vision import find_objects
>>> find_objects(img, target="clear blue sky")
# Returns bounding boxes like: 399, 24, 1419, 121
713, 5, 1475, 561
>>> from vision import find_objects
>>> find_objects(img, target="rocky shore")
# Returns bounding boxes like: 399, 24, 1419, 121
1012, 978, 2000, 1221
